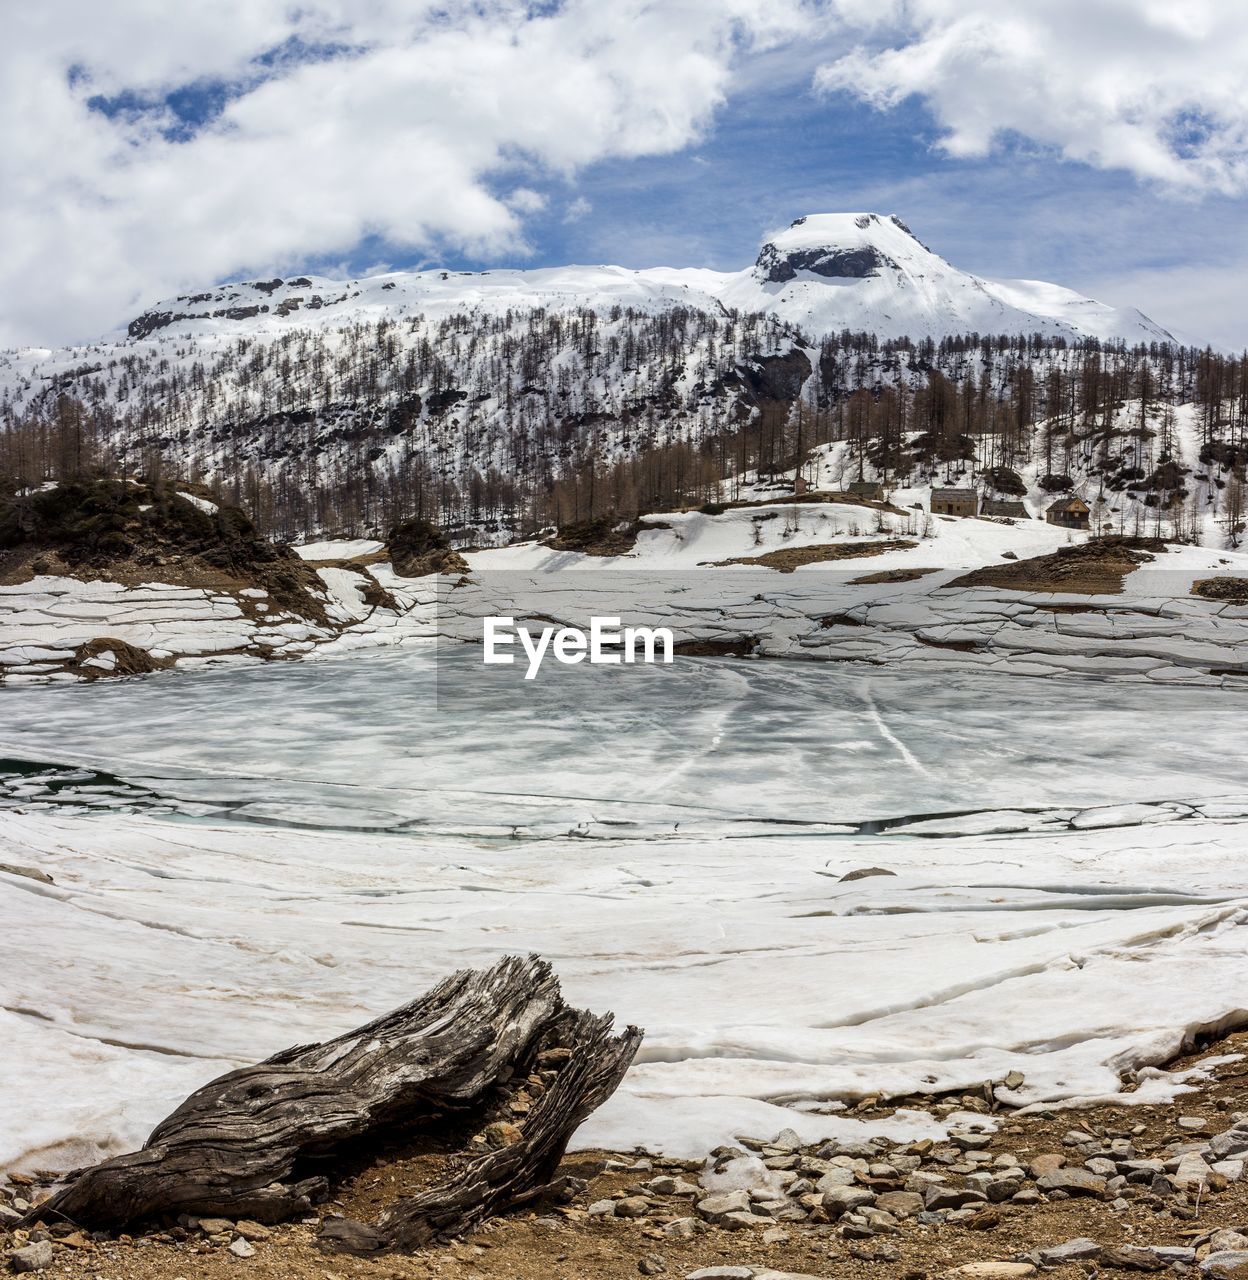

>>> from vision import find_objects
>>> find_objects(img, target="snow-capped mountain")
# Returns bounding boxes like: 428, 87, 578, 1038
1, 210, 1203, 549
721, 214, 1170, 344
118, 213, 1170, 346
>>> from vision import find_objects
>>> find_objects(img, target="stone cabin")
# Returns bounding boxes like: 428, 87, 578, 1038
1045, 496, 1091, 530
847, 480, 887, 502
982, 499, 1029, 519
930, 487, 979, 518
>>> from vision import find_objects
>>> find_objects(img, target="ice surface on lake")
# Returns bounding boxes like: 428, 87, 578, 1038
2, 649, 1248, 1170
4, 648, 1248, 831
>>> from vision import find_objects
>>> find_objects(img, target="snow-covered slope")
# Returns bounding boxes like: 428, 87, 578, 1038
0, 212, 1192, 552
725, 214, 1170, 344
118, 263, 730, 341
6, 631, 1248, 1169
114, 213, 1169, 346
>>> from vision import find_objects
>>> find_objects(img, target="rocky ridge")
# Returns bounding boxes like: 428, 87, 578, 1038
0, 485, 437, 684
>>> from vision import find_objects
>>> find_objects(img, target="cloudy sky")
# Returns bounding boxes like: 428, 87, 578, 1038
4, 0, 1247, 349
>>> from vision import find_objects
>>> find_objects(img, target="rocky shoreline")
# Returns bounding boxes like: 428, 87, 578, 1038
4, 1030, 1248, 1280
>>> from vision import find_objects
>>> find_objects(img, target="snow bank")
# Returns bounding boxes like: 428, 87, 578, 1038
1, 802, 1245, 1170
293, 539, 386, 562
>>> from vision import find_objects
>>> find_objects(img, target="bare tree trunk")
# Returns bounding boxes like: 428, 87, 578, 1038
325, 1002, 641, 1253
25, 956, 641, 1247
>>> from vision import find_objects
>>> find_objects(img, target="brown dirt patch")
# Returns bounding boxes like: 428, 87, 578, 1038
297, 548, 391, 569
849, 567, 940, 585
0, 480, 330, 624
945, 538, 1166, 596
68, 638, 172, 680
388, 519, 471, 576
358, 575, 402, 612
673, 636, 758, 657
710, 539, 918, 573
545, 518, 640, 557
701, 492, 909, 516
391, 547, 470, 577
1192, 577, 1248, 605
915, 634, 984, 653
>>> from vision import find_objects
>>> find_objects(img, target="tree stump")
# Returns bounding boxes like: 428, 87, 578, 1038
25, 955, 641, 1248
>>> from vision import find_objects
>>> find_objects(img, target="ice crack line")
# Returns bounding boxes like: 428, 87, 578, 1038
860, 684, 932, 779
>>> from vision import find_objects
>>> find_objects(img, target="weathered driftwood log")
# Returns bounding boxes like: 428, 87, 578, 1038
26, 955, 641, 1241
320, 1004, 642, 1254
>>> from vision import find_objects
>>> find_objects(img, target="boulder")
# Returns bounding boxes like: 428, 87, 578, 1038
1036, 1168, 1107, 1198
925, 1184, 988, 1211
875, 1190, 925, 1218
1211, 1131, 1248, 1159
1201, 1253, 1248, 1280
1039, 1238, 1102, 1263
696, 1190, 752, 1223
9, 1242, 56, 1274
1151, 1248, 1197, 1265
720, 1211, 763, 1231
1099, 1246, 1167, 1272
820, 1185, 875, 1217
815, 1168, 856, 1191
1173, 1152, 1211, 1188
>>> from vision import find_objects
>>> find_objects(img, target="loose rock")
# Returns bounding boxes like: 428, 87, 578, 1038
9, 1242, 56, 1274
925, 1185, 987, 1211
1039, 1238, 1102, 1263
1036, 1168, 1107, 1198
1099, 1245, 1168, 1271
949, 1264, 1036, 1280
1202, 1253, 1248, 1280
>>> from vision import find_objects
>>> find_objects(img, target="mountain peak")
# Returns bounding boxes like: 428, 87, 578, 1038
777, 211, 920, 243
754, 213, 937, 284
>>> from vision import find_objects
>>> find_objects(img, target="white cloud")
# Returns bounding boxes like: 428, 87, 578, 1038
563, 196, 593, 223
6, 1, 1248, 348
506, 188, 547, 215
815, 1, 1248, 194
0, 0, 820, 345
1084, 261, 1248, 354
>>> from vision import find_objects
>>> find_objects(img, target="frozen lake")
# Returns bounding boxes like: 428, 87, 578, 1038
4, 646, 1248, 835
2, 649, 1248, 1171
